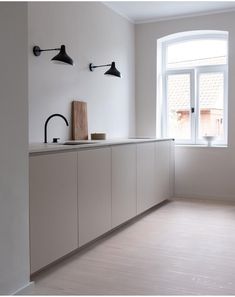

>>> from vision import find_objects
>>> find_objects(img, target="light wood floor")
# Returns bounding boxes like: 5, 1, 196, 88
28, 199, 235, 295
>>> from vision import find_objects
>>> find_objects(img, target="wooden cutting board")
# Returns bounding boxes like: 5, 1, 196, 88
72, 101, 88, 140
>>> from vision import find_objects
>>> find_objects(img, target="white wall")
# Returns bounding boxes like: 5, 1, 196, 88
136, 12, 235, 201
0, 3, 30, 294
28, 2, 135, 143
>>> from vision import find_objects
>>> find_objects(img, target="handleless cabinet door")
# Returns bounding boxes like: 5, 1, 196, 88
30, 152, 78, 274
137, 142, 156, 214
111, 144, 137, 228
156, 141, 172, 202
77, 148, 111, 247
169, 140, 175, 199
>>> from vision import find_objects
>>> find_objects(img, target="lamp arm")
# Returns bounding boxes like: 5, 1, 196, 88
39, 47, 61, 52
92, 64, 111, 68
89, 63, 112, 71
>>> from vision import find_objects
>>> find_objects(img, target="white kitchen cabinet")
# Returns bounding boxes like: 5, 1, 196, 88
111, 144, 137, 228
77, 148, 111, 246
30, 152, 78, 274
29, 140, 174, 273
156, 141, 174, 202
137, 142, 156, 214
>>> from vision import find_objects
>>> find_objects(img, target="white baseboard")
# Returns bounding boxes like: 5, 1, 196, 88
13, 282, 34, 295
173, 193, 235, 203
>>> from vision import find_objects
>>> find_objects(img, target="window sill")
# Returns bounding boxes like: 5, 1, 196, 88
176, 144, 228, 148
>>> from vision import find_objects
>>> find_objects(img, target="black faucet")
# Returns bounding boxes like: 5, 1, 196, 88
44, 113, 69, 143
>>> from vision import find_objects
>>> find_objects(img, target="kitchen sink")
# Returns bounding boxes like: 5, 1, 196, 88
63, 141, 98, 145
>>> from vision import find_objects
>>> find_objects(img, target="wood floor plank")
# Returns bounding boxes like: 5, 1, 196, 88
28, 199, 235, 295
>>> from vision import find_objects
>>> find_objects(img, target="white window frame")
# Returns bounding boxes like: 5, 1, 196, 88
164, 69, 195, 145
195, 66, 228, 145
158, 31, 228, 146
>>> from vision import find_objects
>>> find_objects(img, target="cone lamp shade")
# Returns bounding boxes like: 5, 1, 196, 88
104, 62, 121, 77
51, 45, 73, 66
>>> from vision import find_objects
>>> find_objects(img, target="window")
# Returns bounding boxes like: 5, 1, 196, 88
157, 31, 228, 145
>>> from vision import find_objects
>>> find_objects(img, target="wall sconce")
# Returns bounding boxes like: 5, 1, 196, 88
33, 44, 74, 66
89, 61, 121, 78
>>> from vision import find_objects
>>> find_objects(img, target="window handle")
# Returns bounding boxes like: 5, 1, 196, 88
191, 107, 195, 113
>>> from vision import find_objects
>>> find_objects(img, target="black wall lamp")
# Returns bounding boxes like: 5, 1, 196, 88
89, 61, 121, 78
33, 44, 74, 66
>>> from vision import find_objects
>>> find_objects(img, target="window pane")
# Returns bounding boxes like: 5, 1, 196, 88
198, 72, 224, 140
167, 74, 191, 140
167, 39, 227, 69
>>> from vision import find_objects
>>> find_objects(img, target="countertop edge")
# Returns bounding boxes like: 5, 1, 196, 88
29, 138, 174, 156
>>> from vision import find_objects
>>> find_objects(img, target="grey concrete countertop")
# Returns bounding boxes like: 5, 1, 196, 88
29, 138, 174, 155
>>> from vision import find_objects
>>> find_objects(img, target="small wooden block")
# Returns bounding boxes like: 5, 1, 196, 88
72, 101, 88, 140
91, 133, 106, 140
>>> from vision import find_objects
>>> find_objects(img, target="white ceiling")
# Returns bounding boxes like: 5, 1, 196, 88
104, 1, 235, 23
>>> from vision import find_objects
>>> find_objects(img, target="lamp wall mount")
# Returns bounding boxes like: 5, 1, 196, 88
33, 46, 61, 57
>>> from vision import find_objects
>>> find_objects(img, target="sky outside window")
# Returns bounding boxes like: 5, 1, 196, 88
167, 39, 227, 68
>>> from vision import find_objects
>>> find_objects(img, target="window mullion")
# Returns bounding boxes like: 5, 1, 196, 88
161, 43, 167, 138
162, 72, 167, 138
190, 70, 196, 144
194, 69, 199, 144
